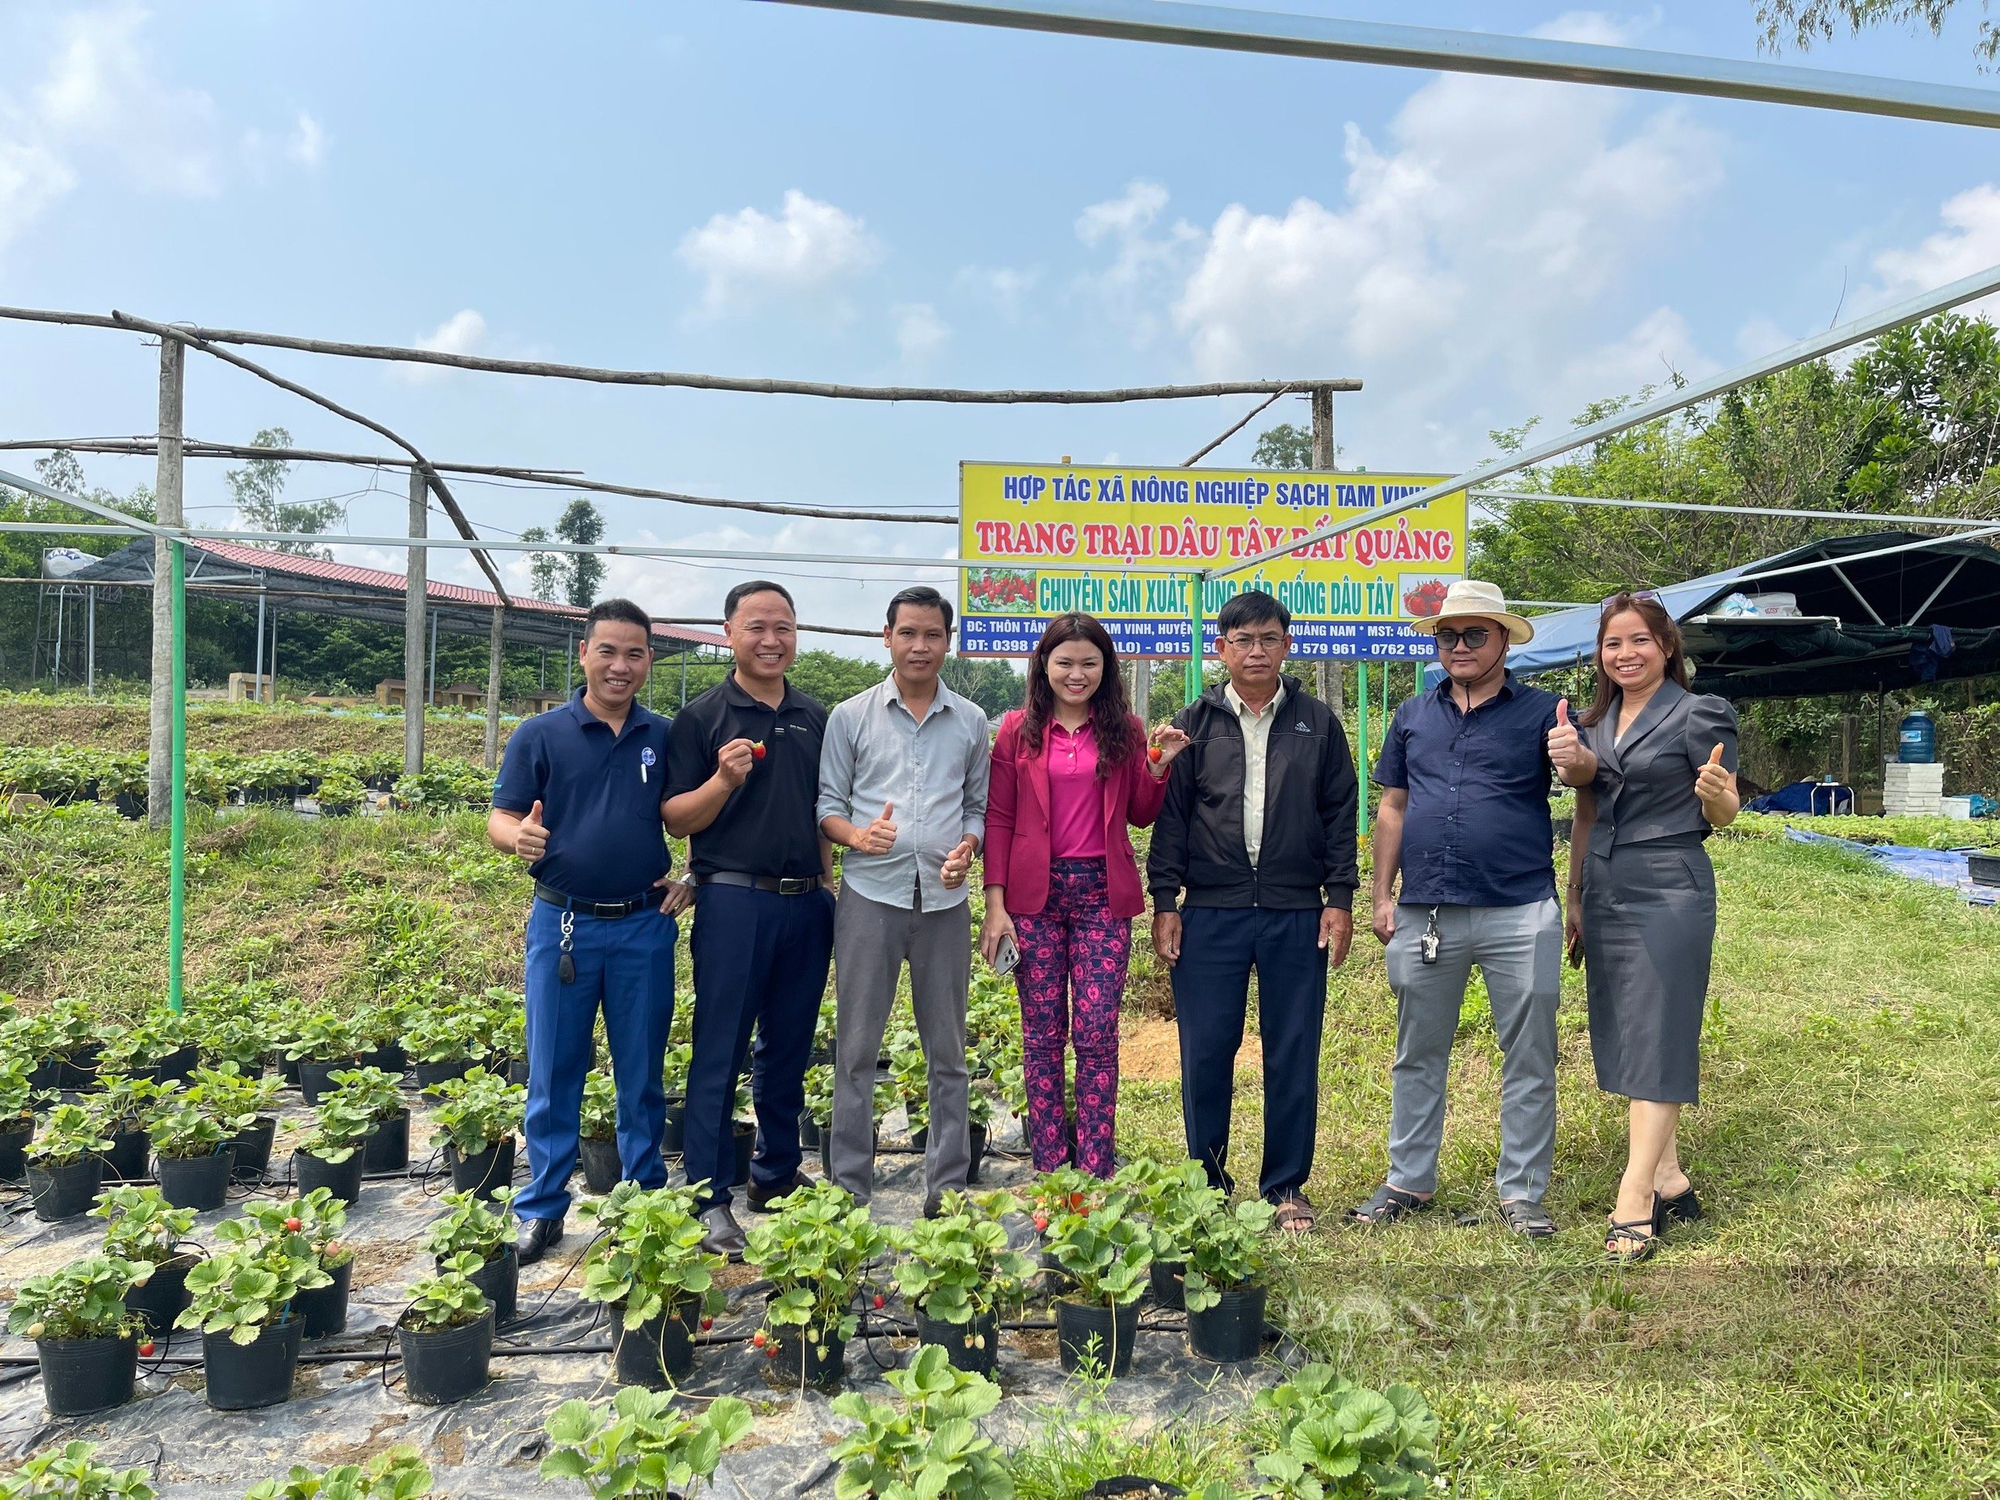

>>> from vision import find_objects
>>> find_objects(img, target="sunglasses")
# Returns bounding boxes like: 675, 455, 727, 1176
1601, 589, 1662, 612
1434, 626, 1492, 650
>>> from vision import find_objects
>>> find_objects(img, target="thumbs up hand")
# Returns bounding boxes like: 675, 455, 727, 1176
1695, 741, 1734, 804
855, 801, 899, 857
1546, 697, 1584, 770
513, 800, 550, 862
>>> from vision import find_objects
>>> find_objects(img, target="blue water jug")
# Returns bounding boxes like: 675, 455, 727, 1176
1898, 710, 1936, 764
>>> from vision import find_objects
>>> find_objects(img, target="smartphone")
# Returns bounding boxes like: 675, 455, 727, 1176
992, 932, 1021, 976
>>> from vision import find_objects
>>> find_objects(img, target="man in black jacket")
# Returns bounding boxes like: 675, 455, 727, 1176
1148, 589, 1358, 1232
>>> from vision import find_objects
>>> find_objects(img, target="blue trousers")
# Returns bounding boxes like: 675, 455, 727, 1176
516, 899, 677, 1223
684, 884, 835, 1209
1168, 905, 1327, 1201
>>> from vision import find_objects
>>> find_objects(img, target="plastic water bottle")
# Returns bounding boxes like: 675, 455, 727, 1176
1898, 710, 1937, 764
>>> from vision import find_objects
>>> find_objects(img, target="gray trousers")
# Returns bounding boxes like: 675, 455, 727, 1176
1382, 898, 1561, 1203
830, 883, 971, 1208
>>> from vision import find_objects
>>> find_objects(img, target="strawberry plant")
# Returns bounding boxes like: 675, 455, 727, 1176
25, 1103, 110, 1167
431, 1070, 524, 1156
0, 1441, 157, 1500
5, 1255, 149, 1340
1042, 1193, 1152, 1308
245, 1448, 432, 1500
189, 1063, 281, 1122
177, 1242, 328, 1344
743, 1180, 889, 1351
326, 1065, 404, 1124
296, 1093, 375, 1164
802, 1064, 834, 1128
1249, 1365, 1440, 1499
540, 1389, 753, 1499
891, 1190, 1036, 1327
421, 1186, 516, 1266
90, 1185, 197, 1266
219, 1189, 354, 1272
829, 1346, 1012, 1500
579, 1070, 617, 1142
0, 1054, 43, 1125
285, 1014, 364, 1063
577, 1182, 723, 1328
147, 1101, 244, 1161
403, 1010, 483, 1065
401, 1254, 489, 1332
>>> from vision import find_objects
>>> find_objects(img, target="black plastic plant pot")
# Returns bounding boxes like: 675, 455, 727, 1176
1056, 1298, 1141, 1377
202, 1317, 303, 1410
229, 1117, 277, 1182
765, 1327, 846, 1392
297, 1057, 358, 1106
36, 1334, 138, 1417
27, 1056, 62, 1093
969, 1123, 988, 1184
294, 1148, 365, 1205
579, 1134, 622, 1195
361, 1110, 411, 1174
114, 791, 146, 820
1089, 1480, 1188, 1499
124, 1253, 197, 1339
918, 1308, 998, 1376
798, 1114, 821, 1152
413, 1058, 472, 1093
154, 1148, 236, 1212
102, 1129, 149, 1183
295, 1259, 353, 1338
611, 1300, 701, 1388
1038, 1248, 1074, 1299
360, 1042, 408, 1076
398, 1307, 494, 1405
1149, 1259, 1187, 1311
56, 1042, 104, 1090
153, 1045, 201, 1089
460, 1243, 518, 1328
730, 1122, 755, 1187
660, 1097, 686, 1158
446, 1137, 516, 1200
27, 1156, 105, 1221
1185, 1282, 1267, 1363
279, 1054, 303, 1086
0, 1116, 32, 1181
507, 1059, 529, 1087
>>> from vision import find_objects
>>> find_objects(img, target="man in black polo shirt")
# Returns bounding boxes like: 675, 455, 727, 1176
664, 580, 834, 1256
489, 597, 692, 1264
1352, 579, 1564, 1238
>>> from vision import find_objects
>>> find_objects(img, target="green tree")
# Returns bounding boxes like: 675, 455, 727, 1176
226, 429, 344, 558
1756, 0, 2000, 67
554, 500, 605, 607
940, 656, 1025, 718
1252, 423, 1314, 470
519, 527, 563, 604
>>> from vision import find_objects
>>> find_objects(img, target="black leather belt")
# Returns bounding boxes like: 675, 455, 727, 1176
700, 871, 822, 896
534, 883, 656, 919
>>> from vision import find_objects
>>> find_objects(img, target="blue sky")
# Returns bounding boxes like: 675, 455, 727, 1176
4, 1, 2000, 637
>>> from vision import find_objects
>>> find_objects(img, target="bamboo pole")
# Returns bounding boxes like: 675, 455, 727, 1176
168, 537, 187, 1015
148, 340, 184, 830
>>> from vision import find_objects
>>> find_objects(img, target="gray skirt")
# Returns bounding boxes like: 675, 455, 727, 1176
1581, 833, 1715, 1104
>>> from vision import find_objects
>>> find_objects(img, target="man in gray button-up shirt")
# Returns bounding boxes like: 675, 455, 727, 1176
818, 586, 991, 1212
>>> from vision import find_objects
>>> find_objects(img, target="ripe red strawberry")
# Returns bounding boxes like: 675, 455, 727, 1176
1148, 746, 1163, 764
766, 1346, 779, 1359
284, 1217, 302, 1232
872, 1294, 885, 1309
137, 1341, 155, 1357
1032, 1212, 1049, 1232
751, 741, 767, 760
700, 1317, 713, 1331
752, 1329, 767, 1348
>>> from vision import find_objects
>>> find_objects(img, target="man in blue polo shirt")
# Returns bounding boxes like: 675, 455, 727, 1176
1352, 579, 1565, 1239
488, 597, 692, 1264
664, 580, 834, 1258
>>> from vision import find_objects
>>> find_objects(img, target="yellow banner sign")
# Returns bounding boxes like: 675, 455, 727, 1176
957, 461, 1465, 658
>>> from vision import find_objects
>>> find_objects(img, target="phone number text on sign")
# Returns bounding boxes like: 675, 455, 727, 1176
957, 461, 1465, 659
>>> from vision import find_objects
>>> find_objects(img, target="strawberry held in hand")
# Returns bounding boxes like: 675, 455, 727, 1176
1148, 745, 1163, 764
751, 741, 767, 760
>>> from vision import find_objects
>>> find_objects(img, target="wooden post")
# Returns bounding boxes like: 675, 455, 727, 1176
148, 339, 184, 829
403, 467, 427, 776
1310, 385, 1345, 712
483, 605, 505, 771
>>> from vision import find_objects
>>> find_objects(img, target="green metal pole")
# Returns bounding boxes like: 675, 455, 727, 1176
1184, 571, 1203, 706
1357, 661, 1370, 837
168, 538, 187, 1015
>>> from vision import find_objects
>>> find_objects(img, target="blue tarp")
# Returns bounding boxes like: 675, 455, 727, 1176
1784, 827, 1996, 905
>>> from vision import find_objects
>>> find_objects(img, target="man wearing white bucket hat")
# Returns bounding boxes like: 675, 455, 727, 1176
1350, 578, 1566, 1238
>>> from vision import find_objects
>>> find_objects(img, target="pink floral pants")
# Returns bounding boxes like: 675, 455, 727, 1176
1013, 858, 1130, 1177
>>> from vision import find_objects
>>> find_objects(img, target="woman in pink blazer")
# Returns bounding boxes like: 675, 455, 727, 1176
980, 613, 1190, 1175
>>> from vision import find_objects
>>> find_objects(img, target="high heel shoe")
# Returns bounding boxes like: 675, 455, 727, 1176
1653, 1185, 1702, 1233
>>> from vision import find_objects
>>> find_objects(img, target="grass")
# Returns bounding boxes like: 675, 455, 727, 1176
0, 804, 1996, 1494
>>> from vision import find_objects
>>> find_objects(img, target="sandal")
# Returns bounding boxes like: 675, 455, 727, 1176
1654, 1185, 1702, 1232
1605, 1213, 1658, 1264
1271, 1192, 1318, 1234
1499, 1199, 1557, 1239
1347, 1184, 1434, 1227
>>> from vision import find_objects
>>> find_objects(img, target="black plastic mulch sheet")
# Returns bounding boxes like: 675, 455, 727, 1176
0, 1096, 1291, 1497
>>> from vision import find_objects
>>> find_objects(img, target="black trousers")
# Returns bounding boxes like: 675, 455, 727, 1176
1169, 904, 1327, 1200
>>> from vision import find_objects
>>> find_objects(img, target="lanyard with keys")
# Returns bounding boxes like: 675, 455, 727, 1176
558, 908, 576, 984
1419, 905, 1442, 966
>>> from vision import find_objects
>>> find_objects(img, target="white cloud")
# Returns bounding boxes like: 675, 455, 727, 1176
956, 264, 1040, 320
1868, 184, 2000, 319
677, 190, 882, 315
0, 4, 321, 256
1072, 15, 1727, 460
391, 309, 487, 385
893, 302, 949, 363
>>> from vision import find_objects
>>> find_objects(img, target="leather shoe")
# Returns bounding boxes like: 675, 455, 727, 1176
516, 1215, 564, 1266
745, 1173, 808, 1213
700, 1204, 747, 1261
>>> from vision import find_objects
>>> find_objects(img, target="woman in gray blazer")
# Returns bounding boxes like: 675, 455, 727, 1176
1545, 592, 1739, 1262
